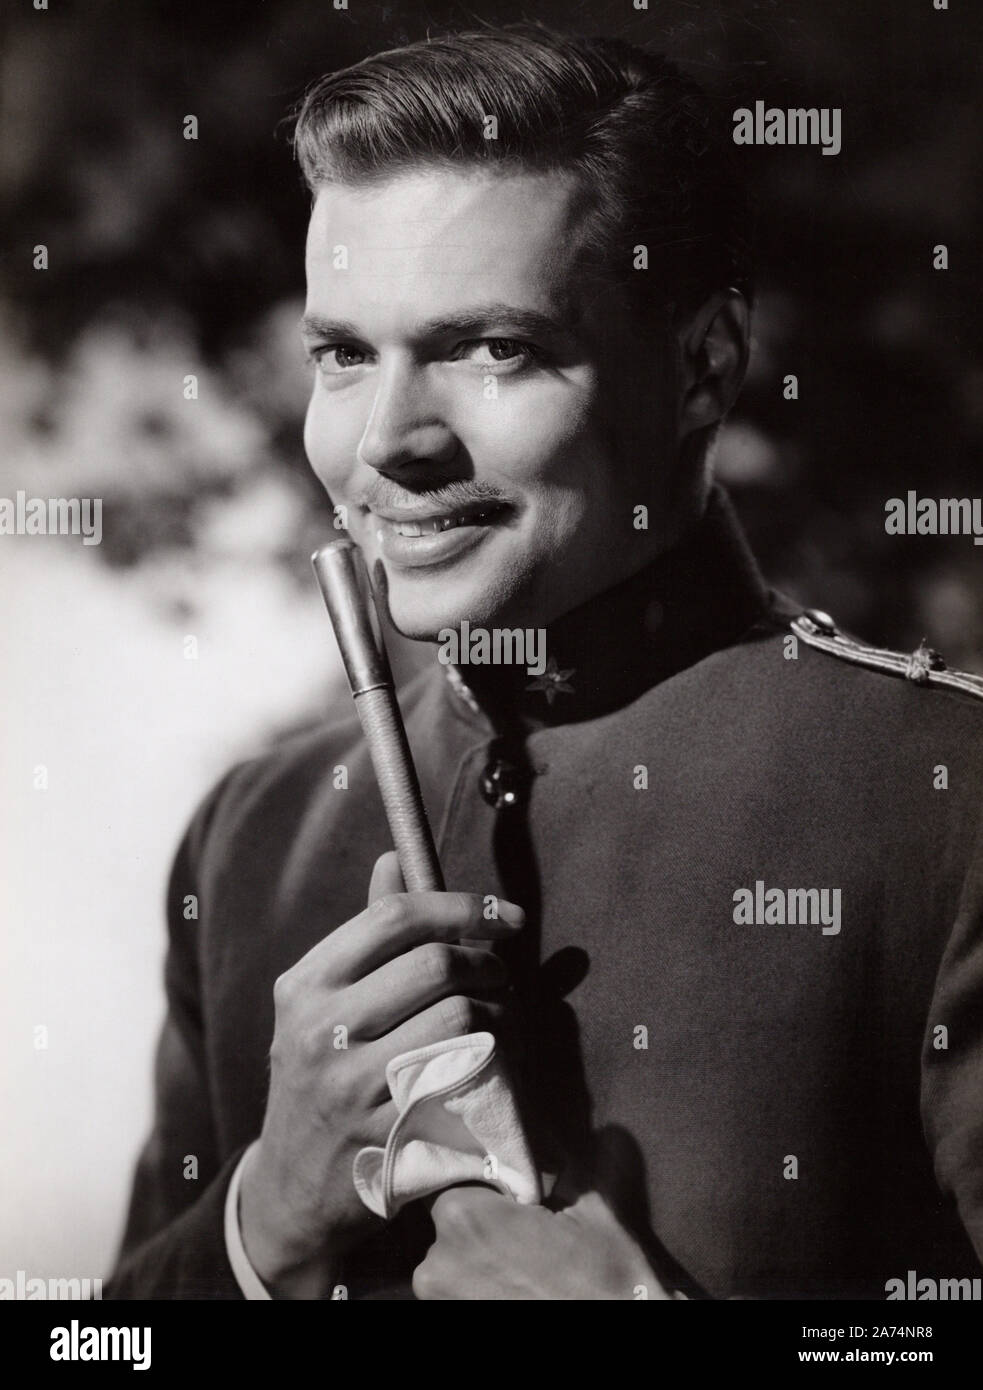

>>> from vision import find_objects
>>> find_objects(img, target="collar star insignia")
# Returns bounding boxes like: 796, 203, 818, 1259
526, 655, 575, 705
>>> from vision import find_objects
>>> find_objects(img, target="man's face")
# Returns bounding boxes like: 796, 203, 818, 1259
303, 166, 678, 636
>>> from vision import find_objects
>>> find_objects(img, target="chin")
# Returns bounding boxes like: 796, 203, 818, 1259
384, 588, 491, 643
380, 563, 524, 641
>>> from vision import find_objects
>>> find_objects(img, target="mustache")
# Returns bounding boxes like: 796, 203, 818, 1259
354, 478, 508, 513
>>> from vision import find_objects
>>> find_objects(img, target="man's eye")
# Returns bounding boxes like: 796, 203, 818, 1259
462, 339, 535, 366
312, 345, 368, 373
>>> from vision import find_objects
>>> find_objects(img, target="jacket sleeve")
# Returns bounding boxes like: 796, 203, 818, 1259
921, 801, 983, 1268
105, 773, 247, 1300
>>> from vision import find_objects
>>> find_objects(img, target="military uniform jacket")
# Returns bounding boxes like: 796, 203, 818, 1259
108, 489, 983, 1300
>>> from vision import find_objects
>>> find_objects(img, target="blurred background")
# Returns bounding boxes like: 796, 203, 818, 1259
1, 0, 981, 1284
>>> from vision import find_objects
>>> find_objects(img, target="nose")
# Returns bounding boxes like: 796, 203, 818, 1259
356, 360, 459, 473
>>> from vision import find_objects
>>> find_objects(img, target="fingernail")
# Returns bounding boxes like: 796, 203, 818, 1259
497, 901, 525, 926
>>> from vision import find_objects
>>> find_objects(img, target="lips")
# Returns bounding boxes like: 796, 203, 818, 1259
388, 505, 507, 537
368, 500, 511, 570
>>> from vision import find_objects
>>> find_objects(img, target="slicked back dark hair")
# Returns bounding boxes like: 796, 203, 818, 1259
292, 24, 753, 324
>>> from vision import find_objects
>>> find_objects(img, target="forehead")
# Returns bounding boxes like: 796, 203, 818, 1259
304, 166, 594, 325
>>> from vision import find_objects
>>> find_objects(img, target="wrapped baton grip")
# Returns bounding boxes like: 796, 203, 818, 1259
311, 539, 445, 893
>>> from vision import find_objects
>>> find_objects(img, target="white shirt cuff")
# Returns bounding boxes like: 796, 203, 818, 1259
224, 1141, 272, 1300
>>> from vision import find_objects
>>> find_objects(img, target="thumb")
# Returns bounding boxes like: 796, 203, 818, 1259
367, 849, 406, 906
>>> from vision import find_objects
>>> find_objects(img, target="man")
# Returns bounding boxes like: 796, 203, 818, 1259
108, 25, 983, 1300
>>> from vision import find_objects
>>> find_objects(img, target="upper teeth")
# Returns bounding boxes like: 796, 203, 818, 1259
392, 510, 497, 537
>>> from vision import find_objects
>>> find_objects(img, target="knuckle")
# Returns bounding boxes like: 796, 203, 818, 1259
411, 1259, 439, 1301
448, 893, 481, 933
319, 1061, 359, 1115
439, 994, 475, 1036
296, 1021, 329, 1068
416, 942, 455, 989
272, 970, 297, 1012
434, 1188, 479, 1233
371, 893, 411, 934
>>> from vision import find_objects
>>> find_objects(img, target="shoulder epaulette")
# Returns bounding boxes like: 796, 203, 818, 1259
791, 609, 983, 702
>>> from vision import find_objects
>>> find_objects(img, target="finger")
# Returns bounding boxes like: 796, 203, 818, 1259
347, 946, 508, 1039
367, 850, 404, 907
307, 891, 524, 985
363, 1098, 399, 1137
360, 995, 504, 1076
429, 1185, 507, 1233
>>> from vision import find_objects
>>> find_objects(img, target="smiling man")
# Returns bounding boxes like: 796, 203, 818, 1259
108, 25, 983, 1301
299, 162, 703, 639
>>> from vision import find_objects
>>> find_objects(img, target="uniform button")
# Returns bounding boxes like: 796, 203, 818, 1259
804, 608, 836, 635
480, 756, 524, 809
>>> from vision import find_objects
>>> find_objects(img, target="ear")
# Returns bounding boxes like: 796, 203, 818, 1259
675, 290, 750, 444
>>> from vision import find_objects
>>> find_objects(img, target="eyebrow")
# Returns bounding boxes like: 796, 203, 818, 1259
299, 302, 580, 345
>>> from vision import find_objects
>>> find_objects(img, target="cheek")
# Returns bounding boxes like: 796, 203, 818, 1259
303, 385, 363, 491
468, 379, 597, 486
495, 389, 623, 529
301, 392, 320, 472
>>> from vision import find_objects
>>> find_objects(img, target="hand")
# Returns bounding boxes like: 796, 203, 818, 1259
412, 1186, 674, 1300
238, 852, 524, 1297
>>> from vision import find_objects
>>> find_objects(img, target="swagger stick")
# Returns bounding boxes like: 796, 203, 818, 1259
311, 539, 445, 893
